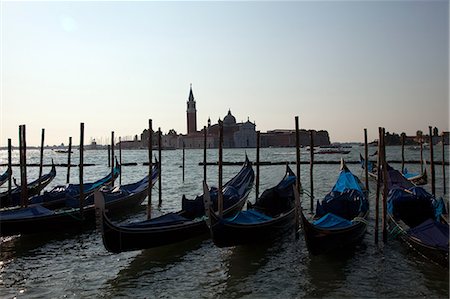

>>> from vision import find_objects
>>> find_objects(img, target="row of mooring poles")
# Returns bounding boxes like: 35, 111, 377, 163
371, 127, 388, 244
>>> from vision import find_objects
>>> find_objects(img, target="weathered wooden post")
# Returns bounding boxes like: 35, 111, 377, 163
38, 128, 45, 195
7, 138, 12, 205
182, 141, 185, 182
66, 137, 72, 184
147, 119, 153, 219
401, 132, 405, 174
203, 126, 207, 183
79, 123, 85, 219
364, 128, 369, 192
255, 131, 260, 201
420, 138, 424, 173
295, 116, 301, 195
158, 127, 162, 206
111, 131, 115, 187
429, 126, 436, 196
218, 120, 224, 217
442, 132, 446, 195
381, 128, 388, 243
119, 136, 122, 186
107, 144, 111, 167
19, 125, 28, 208
374, 127, 383, 244
309, 129, 314, 213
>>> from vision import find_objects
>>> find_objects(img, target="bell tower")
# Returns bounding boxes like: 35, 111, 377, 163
186, 84, 197, 135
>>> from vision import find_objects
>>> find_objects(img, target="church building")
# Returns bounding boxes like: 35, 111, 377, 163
180, 85, 257, 149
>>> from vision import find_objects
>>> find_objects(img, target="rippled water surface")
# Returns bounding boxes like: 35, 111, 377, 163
0, 146, 448, 298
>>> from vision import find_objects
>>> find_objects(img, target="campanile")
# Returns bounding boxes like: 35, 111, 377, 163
186, 84, 197, 134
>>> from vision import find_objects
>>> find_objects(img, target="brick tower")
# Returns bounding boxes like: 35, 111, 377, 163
186, 84, 197, 135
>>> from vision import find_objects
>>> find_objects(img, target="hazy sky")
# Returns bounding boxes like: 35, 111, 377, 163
1, 1, 448, 146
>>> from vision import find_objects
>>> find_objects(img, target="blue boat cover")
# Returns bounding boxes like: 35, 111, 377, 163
387, 186, 442, 227
223, 209, 273, 224
331, 170, 364, 194
316, 167, 368, 220
313, 213, 353, 229
123, 213, 189, 228
408, 218, 449, 251
0, 205, 53, 220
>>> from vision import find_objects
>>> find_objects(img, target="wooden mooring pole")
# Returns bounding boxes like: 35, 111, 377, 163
203, 126, 207, 183
158, 128, 162, 206
107, 145, 111, 167
309, 130, 314, 213
442, 132, 446, 195
19, 125, 28, 208
38, 128, 45, 195
218, 120, 224, 218
67, 137, 72, 184
295, 116, 301, 195
401, 132, 405, 174
79, 123, 85, 219
147, 119, 153, 219
182, 141, 185, 182
7, 138, 12, 205
256, 131, 260, 201
429, 126, 436, 196
420, 139, 424, 173
364, 128, 369, 192
111, 131, 115, 187
374, 127, 382, 244
294, 116, 301, 239
381, 127, 388, 243
119, 136, 122, 186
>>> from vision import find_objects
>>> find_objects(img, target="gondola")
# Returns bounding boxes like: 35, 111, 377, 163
359, 154, 427, 185
300, 159, 369, 255
0, 164, 159, 236
386, 164, 448, 267
96, 157, 255, 253
27, 162, 121, 209
0, 163, 57, 208
207, 164, 296, 247
0, 167, 11, 187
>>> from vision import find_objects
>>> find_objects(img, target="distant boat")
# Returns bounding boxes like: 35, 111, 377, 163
53, 149, 73, 154
315, 149, 351, 155
359, 154, 428, 186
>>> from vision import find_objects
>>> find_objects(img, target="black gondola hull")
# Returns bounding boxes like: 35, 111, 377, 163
0, 185, 148, 236
301, 211, 368, 255
211, 210, 295, 247
387, 215, 449, 267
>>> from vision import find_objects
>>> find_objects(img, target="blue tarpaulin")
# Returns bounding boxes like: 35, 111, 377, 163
223, 209, 273, 225
313, 213, 353, 229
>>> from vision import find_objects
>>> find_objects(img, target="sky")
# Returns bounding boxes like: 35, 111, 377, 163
1, 0, 448, 146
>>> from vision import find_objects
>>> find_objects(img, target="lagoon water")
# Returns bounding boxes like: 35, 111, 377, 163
0, 146, 448, 298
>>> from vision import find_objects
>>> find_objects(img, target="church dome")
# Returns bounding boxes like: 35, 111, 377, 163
223, 109, 236, 127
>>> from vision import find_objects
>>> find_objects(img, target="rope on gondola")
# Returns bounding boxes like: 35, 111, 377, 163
62, 209, 83, 221
352, 217, 368, 225
388, 225, 405, 239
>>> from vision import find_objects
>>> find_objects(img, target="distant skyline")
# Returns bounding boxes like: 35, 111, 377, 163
1, 1, 448, 146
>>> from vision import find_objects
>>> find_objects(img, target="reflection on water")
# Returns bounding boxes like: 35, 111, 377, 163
0, 147, 448, 298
